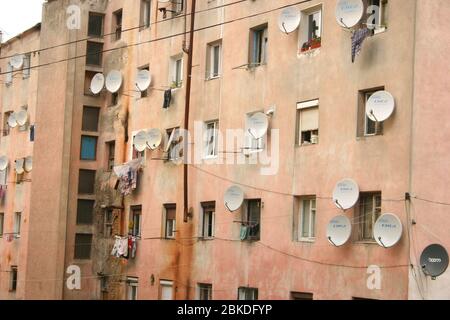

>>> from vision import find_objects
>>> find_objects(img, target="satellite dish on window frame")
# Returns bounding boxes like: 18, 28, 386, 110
15, 158, 24, 175
374, 213, 403, 248
136, 69, 152, 92
16, 110, 28, 126
90, 73, 105, 94
224, 185, 245, 212
147, 128, 163, 150
420, 244, 449, 278
133, 130, 149, 152
335, 0, 364, 28
7, 113, 18, 128
0, 156, 9, 171
105, 70, 123, 93
278, 7, 301, 34
332, 179, 360, 210
247, 112, 269, 139
326, 215, 352, 247
366, 91, 395, 122
24, 156, 33, 173
10, 54, 24, 69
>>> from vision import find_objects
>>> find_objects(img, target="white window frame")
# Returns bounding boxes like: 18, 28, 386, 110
238, 287, 258, 300
298, 5, 322, 54
171, 55, 183, 88
197, 283, 212, 300
140, 0, 151, 29
299, 197, 316, 241
201, 204, 215, 239
164, 205, 176, 239
159, 280, 174, 300
364, 92, 377, 136
366, 0, 387, 34
131, 206, 142, 238
297, 99, 319, 146
207, 42, 222, 79
204, 120, 218, 159
14, 212, 21, 238
127, 277, 138, 300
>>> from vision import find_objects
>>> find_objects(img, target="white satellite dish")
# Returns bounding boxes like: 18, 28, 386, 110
248, 112, 269, 139
327, 215, 352, 247
133, 130, 149, 152
332, 179, 360, 210
147, 128, 162, 150
336, 0, 364, 28
278, 7, 301, 34
136, 69, 152, 91
7, 113, 18, 128
366, 91, 395, 122
90, 73, 105, 94
224, 185, 244, 212
16, 110, 28, 126
10, 54, 24, 69
0, 156, 9, 171
105, 70, 123, 93
374, 213, 403, 248
24, 156, 33, 172
15, 158, 24, 175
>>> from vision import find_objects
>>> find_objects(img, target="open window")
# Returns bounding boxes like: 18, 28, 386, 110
130, 205, 142, 237
113, 9, 123, 41
206, 40, 222, 79
355, 192, 382, 241
204, 120, 218, 159
299, 5, 322, 54
127, 277, 138, 300
200, 202, 215, 239
249, 24, 268, 67
240, 199, 261, 241
165, 127, 183, 162
163, 204, 176, 239
9, 266, 18, 292
170, 55, 183, 88
140, 0, 151, 29
364, 0, 388, 34
296, 99, 319, 146
357, 88, 384, 137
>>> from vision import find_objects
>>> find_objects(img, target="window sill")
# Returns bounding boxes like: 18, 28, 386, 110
373, 27, 387, 35
205, 76, 221, 81
354, 240, 378, 245
298, 142, 319, 148
297, 238, 316, 243
203, 155, 218, 161
200, 236, 215, 241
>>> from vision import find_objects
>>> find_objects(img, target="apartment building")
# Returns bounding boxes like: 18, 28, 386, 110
0, 0, 448, 300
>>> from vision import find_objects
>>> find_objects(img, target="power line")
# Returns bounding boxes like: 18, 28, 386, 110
0, 0, 313, 76
0, 0, 249, 61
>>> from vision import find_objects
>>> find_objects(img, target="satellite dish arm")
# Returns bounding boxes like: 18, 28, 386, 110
328, 236, 337, 247
340, 18, 350, 29
247, 128, 258, 140
335, 199, 346, 212
281, 22, 289, 35
370, 110, 379, 123
224, 202, 234, 212
378, 237, 387, 249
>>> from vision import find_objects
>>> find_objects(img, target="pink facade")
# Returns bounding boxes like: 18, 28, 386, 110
0, 0, 449, 300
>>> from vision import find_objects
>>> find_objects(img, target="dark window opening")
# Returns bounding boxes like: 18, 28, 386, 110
77, 199, 95, 225
78, 169, 96, 194
74, 233, 93, 260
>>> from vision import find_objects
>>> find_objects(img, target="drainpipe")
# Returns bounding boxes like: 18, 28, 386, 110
183, 0, 196, 222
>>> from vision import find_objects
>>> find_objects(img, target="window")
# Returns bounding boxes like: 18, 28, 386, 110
172, 0, 184, 16
29, 125, 35, 142
74, 233, 93, 259
238, 287, 258, 300
138, 66, 149, 98
113, 9, 123, 41
14, 212, 21, 237
365, 0, 388, 34
78, 169, 96, 194
207, 41, 222, 79
84, 71, 98, 95
132, 133, 146, 160
3, 111, 13, 136
9, 266, 18, 292
171, 55, 183, 88
159, 280, 174, 300
5, 63, 13, 85
0, 167, 7, 185
296, 197, 316, 241
86, 41, 103, 66
299, 7, 322, 53
106, 141, 115, 171
103, 209, 114, 237
77, 199, 95, 225
197, 283, 212, 300
356, 192, 382, 241
241, 199, 261, 241
201, 202, 215, 239
0, 213, 4, 237
244, 113, 266, 155
127, 277, 138, 300
88, 12, 104, 37
204, 120, 218, 158
130, 206, 142, 237
291, 292, 313, 300
165, 128, 183, 161
110, 92, 119, 106
23, 53, 31, 78
164, 204, 176, 239
357, 88, 383, 137
297, 100, 319, 146
140, 0, 151, 29
80, 135, 98, 160
250, 25, 268, 66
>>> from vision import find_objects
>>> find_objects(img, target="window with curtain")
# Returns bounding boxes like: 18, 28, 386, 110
297, 100, 319, 146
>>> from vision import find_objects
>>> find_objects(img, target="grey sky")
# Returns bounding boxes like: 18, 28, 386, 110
0, 0, 45, 42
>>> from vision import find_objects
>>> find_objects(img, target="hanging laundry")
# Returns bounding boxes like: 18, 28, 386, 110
0, 185, 7, 200
351, 27, 373, 63
163, 89, 172, 109
128, 235, 137, 259
240, 225, 249, 241
111, 236, 129, 258
113, 158, 143, 196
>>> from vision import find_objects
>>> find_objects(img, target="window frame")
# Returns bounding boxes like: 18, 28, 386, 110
241, 199, 261, 241
9, 266, 18, 292
296, 99, 319, 146
140, 0, 151, 29
356, 192, 382, 242
113, 9, 123, 41
88, 12, 105, 38
22, 53, 31, 79
201, 202, 215, 239
138, 65, 150, 98
80, 135, 98, 161
299, 197, 316, 241
238, 287, 258, 300
127, 277, 138, 300
197, 283, 213, 300
159, 280, 174, 300
249, 24, 268, 67
76, 199, 95, 225
164, 204, 176, 239
171, 55, 183, 88
103, 209, 114, 237
106, 140, 116, 171
204, 120, 219, 159
357, 88, 384, 138
74, 233, 93, 260
207, 41, 222, 79
86, 41, 103, 66
130, 205, 142, 238
14, 212, 21, 238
